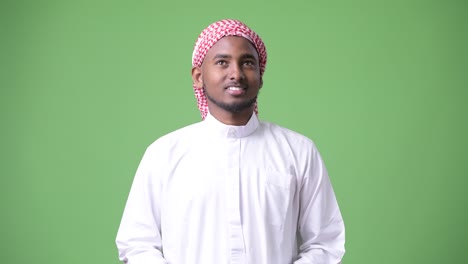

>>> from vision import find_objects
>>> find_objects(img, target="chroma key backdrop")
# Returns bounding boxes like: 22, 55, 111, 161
1, 0, 467, 263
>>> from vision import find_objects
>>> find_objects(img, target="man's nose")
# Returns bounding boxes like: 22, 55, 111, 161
229, 64, 244, 80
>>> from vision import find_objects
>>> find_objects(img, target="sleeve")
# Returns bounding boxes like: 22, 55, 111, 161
293, 144, 345, 264
115, 146, 168, 264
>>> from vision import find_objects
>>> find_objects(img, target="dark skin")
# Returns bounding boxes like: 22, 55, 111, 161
192, 36, 263, 126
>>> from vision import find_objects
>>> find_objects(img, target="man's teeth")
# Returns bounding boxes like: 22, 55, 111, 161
228, 87, 243, 90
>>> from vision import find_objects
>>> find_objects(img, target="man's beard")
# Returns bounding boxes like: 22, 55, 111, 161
203, 87, 257, 113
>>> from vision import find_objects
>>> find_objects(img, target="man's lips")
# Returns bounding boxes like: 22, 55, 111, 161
226, 86, 245, 91
224, 83, 246, 89
226, 86, 247, 96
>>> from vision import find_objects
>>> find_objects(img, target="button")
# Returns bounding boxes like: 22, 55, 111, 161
228, 128, 237, 137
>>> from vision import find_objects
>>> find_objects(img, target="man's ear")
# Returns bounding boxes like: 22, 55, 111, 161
191, 67, 203, 89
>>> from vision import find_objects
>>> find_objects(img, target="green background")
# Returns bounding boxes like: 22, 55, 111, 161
1, 0, 467, 263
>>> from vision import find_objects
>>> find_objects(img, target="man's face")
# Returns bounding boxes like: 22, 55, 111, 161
192, 36, 262, 115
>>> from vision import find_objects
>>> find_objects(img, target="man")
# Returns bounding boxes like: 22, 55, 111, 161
116, 19, 345, 264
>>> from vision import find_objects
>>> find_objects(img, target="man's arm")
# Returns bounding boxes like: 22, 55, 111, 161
116, 147, 167, 264
294, 145, 345, 264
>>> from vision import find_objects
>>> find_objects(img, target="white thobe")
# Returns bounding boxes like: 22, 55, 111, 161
116, 113, 345, 264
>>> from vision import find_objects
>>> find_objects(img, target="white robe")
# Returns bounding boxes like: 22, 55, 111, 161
116, 113, 345, 264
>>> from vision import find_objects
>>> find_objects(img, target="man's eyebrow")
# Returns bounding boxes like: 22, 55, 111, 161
240, 54, 257, 60
211, 53, 258, 60
212, 54, 231, 60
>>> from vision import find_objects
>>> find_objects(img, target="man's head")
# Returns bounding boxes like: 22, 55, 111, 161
191, 19, 267, 120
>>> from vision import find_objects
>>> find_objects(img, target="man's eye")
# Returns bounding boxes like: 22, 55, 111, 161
244, 61, 255, 66
216, 60, 227, 65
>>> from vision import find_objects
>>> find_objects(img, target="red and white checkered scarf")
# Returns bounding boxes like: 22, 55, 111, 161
191, 19, 268, 119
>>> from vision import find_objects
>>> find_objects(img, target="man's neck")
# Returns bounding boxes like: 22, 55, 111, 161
208, 108, 254, 126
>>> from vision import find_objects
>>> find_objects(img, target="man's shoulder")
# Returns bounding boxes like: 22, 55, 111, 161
146, 121, 203, 150
258, 120, 318, 149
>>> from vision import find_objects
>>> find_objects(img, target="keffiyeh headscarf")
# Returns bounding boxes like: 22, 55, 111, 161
191, 19, 268, 119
